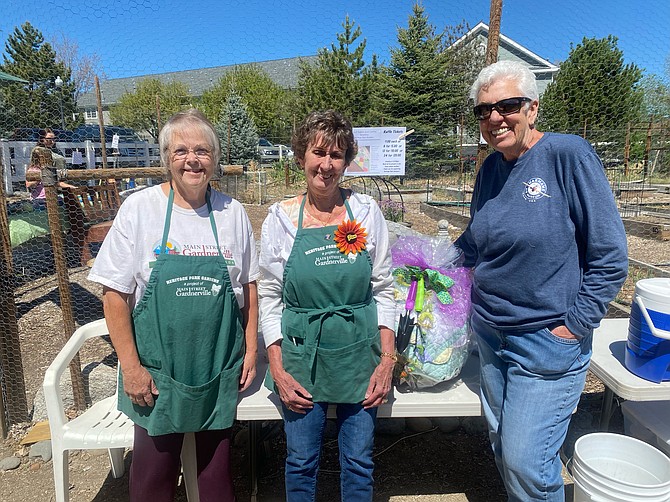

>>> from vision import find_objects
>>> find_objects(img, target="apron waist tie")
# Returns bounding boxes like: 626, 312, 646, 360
285, 300, 373, 383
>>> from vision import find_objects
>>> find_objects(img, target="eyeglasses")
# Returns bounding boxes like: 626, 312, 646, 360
44, 136, 56, 141
473, 97, 532, 120
172, 147, 212, 160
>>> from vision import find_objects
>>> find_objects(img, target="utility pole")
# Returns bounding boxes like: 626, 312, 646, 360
476, 0, 503, 173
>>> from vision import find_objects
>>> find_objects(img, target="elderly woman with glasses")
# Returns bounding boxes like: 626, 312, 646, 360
455, 61, 628, 501
89, 109, 259, 501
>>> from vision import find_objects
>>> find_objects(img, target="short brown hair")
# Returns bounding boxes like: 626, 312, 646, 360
292, 110, 358, 165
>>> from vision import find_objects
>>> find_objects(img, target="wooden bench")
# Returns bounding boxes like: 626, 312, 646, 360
63, 184, 121, 265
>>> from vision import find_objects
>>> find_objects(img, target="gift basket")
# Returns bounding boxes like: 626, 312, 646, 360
391, 235, 472, 390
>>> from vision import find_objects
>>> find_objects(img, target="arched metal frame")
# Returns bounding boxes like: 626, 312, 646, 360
341, 176, 406, 222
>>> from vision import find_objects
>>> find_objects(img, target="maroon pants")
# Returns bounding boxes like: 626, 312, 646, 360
129, 425, 236, 502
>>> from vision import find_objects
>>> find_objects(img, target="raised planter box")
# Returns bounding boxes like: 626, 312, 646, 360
622, 218, 670, 241
419, 202, 471, 229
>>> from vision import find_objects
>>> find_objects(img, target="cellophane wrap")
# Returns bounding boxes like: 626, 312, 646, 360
391, 235, 472, 390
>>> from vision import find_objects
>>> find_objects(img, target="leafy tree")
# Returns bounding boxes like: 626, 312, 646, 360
0, 22, 79, 131
296, 16, 378, 125
215, 91, 259, 166
110, 78, 192, 140
539, 36, 643, 144
371, 4, 481, 177
201, 65, 288, 141
639, 74, 670, 119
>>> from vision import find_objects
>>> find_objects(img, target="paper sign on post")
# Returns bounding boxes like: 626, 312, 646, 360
111, 134, 120, 150
346, 127, 407, 176
71, 150, 83, 165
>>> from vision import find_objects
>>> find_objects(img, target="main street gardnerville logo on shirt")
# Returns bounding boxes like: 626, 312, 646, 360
153, 240, 182, 256
151, 240, 236, 265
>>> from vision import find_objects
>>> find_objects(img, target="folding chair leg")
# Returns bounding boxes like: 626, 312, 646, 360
108, 447, 126, 479
181, 432, 200, 502
52, 447, 70, 502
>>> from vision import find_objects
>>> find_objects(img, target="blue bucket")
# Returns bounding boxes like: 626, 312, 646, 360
625, 279, 670, 383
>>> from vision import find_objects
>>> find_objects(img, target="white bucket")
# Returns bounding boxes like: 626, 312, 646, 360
572, 433, 670, 502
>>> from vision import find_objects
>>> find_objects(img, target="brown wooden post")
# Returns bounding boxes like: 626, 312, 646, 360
643, 118, 653, 180
156, 94, 162, 133
623, 122, 631, 177
0, 152, 29, 431
34, 147, 86, 411
95, 76, 108, 169
486, 0, 503, 66
475, 0, 503, 174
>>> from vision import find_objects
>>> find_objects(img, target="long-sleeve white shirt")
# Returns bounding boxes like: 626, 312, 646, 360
258, 191, 396, 347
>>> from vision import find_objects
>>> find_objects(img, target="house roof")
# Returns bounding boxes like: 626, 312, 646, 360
77, 55, 318, 108
453, 22, 559, 74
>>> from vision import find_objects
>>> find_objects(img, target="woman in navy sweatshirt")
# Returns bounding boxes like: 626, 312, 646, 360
456, 60, 628, 502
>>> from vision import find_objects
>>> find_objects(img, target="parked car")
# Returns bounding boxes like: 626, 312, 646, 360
276, 144, 294, 158
73, 125, 149, 166
8, 127, 43, 142
258, 137, 280, 164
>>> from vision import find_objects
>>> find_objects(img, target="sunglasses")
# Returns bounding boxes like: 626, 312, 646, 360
473, 97, 531, 120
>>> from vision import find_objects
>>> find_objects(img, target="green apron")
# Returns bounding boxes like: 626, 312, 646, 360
267, 192, 381, 403
118, 187, 245, 436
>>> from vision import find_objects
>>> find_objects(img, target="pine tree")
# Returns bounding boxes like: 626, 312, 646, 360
296, 16, 378, 125
539, 36, 643, 141
372, 4, 481, 177
201, 65, 289, 141
0, 22, 78, 131
216, 91, 259, 167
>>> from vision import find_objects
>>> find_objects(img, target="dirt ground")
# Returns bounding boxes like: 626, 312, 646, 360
0, 199, 630, 502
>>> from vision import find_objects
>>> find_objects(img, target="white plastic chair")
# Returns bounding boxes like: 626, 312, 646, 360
43, 318, 200, 502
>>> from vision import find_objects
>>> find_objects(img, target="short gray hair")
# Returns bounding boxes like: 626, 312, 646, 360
469, 60, 539, 103
159, 109, 221, 170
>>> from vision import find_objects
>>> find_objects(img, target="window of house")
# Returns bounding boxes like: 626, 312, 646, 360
85, 109, 98, 120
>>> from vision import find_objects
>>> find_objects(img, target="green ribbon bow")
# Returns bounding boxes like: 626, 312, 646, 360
392, 266, 455, 305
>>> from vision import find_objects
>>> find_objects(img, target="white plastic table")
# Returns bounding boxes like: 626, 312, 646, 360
590, 318, 670, 429
237, 352, 482, 500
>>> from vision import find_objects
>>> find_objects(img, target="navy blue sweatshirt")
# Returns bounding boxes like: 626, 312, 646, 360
455, 132, 628, 338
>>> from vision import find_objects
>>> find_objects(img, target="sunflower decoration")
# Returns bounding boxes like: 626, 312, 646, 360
334, 219, 367, 255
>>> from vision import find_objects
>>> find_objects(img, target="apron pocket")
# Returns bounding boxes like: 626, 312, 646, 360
141, 361, 242, 435
313, 336, 378, 403
139, 356, 162, 370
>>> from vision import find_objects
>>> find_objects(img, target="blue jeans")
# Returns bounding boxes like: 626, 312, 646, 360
283, 402, 377, 502
472, 313, 591, 502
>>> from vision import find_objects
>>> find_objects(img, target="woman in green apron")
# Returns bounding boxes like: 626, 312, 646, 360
258, 110, 397, 501
88, 109, 259, 501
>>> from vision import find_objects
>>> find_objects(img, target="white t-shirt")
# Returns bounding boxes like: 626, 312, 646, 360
88, 185, 259, 309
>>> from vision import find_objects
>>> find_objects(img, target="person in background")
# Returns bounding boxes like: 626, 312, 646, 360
258, 110, 396, 501
88, 109, 259, 501
25, 128, 75, 208
455, 60, 628, 501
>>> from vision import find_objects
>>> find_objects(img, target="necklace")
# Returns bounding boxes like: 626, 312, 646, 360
305, 193, 343, 227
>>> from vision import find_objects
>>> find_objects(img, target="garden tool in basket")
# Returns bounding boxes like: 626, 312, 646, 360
396, 275, 425, 353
